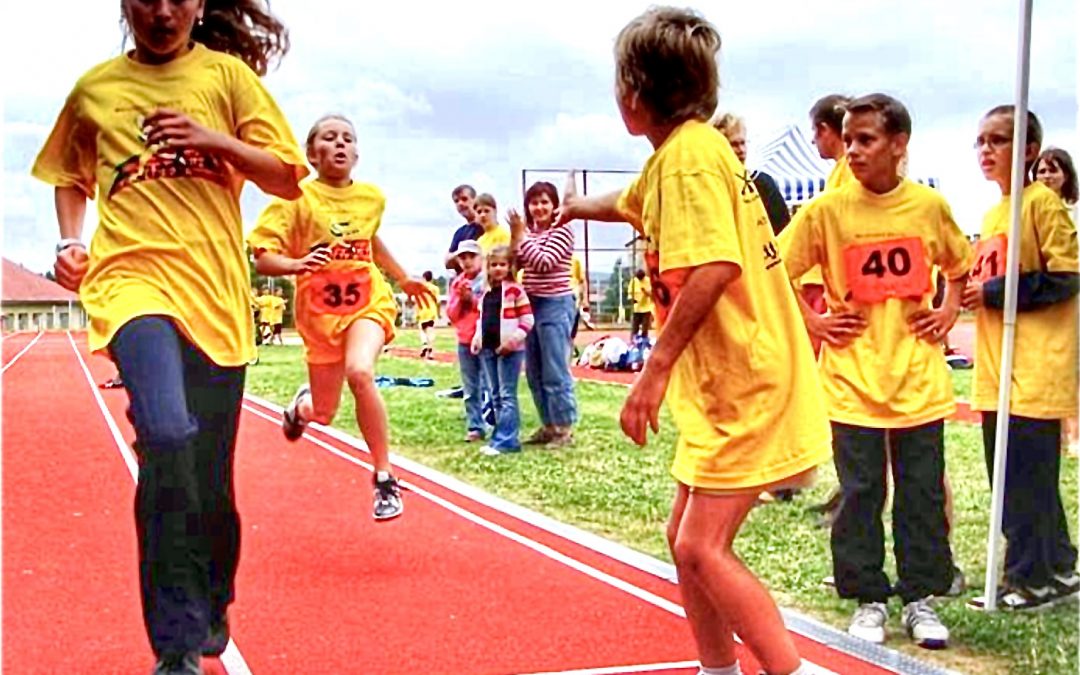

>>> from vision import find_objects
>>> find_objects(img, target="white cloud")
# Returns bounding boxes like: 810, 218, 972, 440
3, 0, 1076, 276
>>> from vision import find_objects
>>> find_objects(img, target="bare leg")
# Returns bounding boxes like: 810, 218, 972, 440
344, 319, 392, 474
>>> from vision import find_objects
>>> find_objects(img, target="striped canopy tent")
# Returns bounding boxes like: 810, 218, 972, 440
752, 124, 940, 204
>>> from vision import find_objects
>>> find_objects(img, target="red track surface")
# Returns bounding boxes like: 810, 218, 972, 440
4, 333, 912, 674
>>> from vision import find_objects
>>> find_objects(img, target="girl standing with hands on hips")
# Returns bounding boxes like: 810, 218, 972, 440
33, 1, 306, 673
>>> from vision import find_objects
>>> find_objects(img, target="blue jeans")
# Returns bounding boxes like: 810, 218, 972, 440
479, 348, 525, 451
525, 294, 578, 427
457, 343, 487, 435
109, 316, 245, 657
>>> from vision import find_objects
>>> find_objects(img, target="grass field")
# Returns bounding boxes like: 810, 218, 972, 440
248, 341, 1078, 675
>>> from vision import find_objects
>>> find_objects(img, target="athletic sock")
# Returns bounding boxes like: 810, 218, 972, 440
699, 664, 741, 675
375, 470, 392, 483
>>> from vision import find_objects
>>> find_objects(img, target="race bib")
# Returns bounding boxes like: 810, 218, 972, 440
644, 250, 688, 325
971, 234, 1007, 283
843, 237, 931, 304
309, 269, 372, 315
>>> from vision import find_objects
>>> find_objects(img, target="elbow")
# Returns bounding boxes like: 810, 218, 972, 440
270, 182, 303, 200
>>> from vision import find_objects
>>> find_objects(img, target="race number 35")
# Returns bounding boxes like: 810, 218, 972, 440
843, 237, 930, 303
310, 270, 372, 315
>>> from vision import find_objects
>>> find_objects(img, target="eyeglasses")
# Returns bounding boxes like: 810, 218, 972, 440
973, 134, 1012, 151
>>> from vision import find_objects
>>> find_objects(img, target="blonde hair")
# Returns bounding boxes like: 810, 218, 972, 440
475, 193, 498, 210
305, 113, 355, 155
614, 7, 721, 127
484, 245, 512, 290
710, 112, 743, 136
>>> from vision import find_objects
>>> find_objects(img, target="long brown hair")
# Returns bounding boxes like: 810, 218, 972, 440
122, 0, 290, 75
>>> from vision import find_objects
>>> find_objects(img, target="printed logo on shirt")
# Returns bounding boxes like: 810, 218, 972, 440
109, 118, 228, 197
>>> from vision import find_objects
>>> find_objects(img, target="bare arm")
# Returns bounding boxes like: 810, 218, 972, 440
373, 236, 409, 285
55, 186, 88, 240
557, 189, 625, 225
646, 262, 739, 372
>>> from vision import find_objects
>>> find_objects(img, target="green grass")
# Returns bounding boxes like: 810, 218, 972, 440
248, 344, 1079, 675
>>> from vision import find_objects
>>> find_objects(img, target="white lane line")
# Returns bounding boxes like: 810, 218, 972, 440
517, 660, 698, 675
66, 332, 254, 675
2, 331, 44, 373
241, 402, 687, 619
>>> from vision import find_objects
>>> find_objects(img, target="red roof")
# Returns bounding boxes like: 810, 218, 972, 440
2, 258, 79, 303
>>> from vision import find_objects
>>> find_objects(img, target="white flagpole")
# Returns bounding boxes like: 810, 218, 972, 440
982, 0, 1034, 612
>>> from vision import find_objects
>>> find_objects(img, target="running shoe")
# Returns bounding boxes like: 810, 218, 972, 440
373, 473, 404, 521
282, 384, 311, 441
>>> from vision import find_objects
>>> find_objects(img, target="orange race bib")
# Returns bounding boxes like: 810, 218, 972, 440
971, 234, 1007, 283
644, 250, 689, 325
309, 269, 373, 315
843, 237, 931, 304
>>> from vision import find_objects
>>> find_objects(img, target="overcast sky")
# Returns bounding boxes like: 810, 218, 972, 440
2, 0, 1077, 278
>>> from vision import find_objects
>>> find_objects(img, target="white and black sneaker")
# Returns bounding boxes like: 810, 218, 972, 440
282, 384, 311, 441
902, 598, 949, 649
373, 472, 403, 521
848, 602, 887, 644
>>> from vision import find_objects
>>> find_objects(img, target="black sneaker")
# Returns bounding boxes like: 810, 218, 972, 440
282, 384, 311, 441
1051, 570, 1080, 602
201, 613, 229, 657
373, 473, 404, 521
152, 651, 203, 675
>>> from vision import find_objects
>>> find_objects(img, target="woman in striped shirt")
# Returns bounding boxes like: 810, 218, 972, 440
509, 181, 579, 447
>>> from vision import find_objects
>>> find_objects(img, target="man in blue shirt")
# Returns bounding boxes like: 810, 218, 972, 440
445, 184, 483, 272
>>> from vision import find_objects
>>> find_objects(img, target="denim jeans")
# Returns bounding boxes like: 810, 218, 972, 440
457, 343, 487, 435
110, 316, 245, 657
524, 294, 578, 427
479, 348, 525, 451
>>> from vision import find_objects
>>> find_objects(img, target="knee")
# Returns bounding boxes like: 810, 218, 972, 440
672, 536, 727, 581
345, 364, 376, 392
138, 417, 197, 453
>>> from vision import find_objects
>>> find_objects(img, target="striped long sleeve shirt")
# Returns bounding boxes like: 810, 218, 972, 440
517, 224, 575, 298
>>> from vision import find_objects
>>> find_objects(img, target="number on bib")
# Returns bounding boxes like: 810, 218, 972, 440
971, 234, 1007, 283
309, 270, 373, 315
843, 237, 931, 303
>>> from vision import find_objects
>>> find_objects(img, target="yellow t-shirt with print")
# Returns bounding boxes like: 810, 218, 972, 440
616, 120, 831, 490
255, 295, 274, 322
31, 43, 306, 366
972, 181, 1078, 418
628, 276, 654, 313
248, 180, 398, 364
781, 179, 974, 428
415, 282, 441, 324
786, 155, 856, 288
476, 226, 511, 252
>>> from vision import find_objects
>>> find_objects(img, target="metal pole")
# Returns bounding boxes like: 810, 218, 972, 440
582, 169, 592, 313
982, 0, 1033, 612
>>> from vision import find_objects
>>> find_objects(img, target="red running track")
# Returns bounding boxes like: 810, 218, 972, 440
4, 333, 930, 674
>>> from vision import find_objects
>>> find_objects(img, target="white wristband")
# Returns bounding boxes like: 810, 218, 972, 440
55, 238, 85, 256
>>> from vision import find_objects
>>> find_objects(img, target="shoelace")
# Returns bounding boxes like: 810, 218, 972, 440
854, 606, 885, 625
908, 602, 939, 625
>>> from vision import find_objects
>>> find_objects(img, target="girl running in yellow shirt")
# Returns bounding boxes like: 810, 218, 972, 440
249, 114, 434, 522
34, 2, 306, 672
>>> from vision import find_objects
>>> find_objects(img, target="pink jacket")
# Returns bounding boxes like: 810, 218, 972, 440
446, 272, 481, 345
471, 281, 534, 353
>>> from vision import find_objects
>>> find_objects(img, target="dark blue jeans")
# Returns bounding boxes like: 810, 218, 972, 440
110, 317, 245, 657
479, 348, 525, 451
524, 294, 578, 427
457, 343, 486, 435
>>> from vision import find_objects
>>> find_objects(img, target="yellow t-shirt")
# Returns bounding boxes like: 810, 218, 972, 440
30, 43, 307, 366
264, 296, 286, 325
616, 120, 831, 490
972, 181, 1078, 418
248, 180, 398, 356
476, 226, 511, 252
255, 294, 273, 322
570, 254, 587, 306
786, 155, 857, 288
781, 179, 974, 428
415, 282, 441, 324
628, 276, 654, 313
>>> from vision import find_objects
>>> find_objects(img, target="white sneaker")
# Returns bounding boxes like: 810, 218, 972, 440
902, 598, 949, 649
848, 602, 887, 643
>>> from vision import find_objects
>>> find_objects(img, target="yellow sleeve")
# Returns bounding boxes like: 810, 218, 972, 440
778, 204, 821, 281
655, 169, 743, 273
616, 176, 645, 231
932, 199, 975, 280
249, 198, 302, 257
1034, 193, 1079, 273
228, 62, 309, 183
30, 87, 98, 197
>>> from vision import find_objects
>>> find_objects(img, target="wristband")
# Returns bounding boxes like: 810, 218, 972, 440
55, 238, 85, 256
